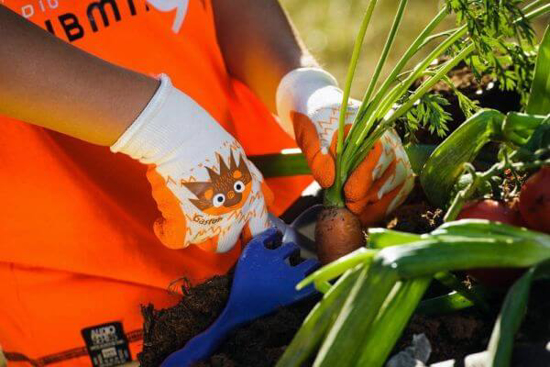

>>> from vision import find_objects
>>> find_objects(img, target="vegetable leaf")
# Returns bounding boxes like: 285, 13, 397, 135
441, 75, 481, 118
527, 25, 550, 115
401, 92, 452, 140
445, 0, 536, 105
487, 260, 550, 367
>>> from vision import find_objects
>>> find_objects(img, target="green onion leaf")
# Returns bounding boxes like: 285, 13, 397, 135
486, 259, 550, 367
527, 25, 550, 115
420, 109, 504, 207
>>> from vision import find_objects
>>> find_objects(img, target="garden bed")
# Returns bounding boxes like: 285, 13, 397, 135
138, 194, 549, 366
138, 64, 549, 366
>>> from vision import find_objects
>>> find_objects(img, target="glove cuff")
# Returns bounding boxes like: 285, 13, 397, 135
276, 68, 339, 136
110, 74, 231, 168
110, 74, 172, 161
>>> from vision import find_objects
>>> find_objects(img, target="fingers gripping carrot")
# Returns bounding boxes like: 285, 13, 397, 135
277, 68, 414, 225
291, 111, 336, 188
146, 167, 188, 249
345, 130, 415, 225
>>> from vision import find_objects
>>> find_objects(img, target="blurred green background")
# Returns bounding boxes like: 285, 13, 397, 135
280, 0, 549, 97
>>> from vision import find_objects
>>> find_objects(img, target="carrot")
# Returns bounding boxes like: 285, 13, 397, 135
518, 167, 550, 234
457, 200, 525, 287
315, 207, 365, 264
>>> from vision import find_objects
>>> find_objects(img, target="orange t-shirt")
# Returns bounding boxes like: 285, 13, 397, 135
0, 0, 311, 365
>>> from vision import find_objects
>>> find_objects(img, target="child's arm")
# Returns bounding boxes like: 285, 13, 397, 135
212, 0, 316, 116
0, 5, 272, 252
0, 5, 158, 146
212, 1, 415, 226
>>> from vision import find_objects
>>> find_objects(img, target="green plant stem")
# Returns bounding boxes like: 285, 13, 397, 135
313, 280, 332, 294
523, 0, 545, 13
512, 157, 550, 170
360, 0, 409, 111
387, 45, 475, 125
418, 28, 461, 50
342, 26, 469, 178
343, 9, 457, 175
348, 121, 389, 172
248, 152, 310, 177
323, 183, 345, 207
249, 144, 437, 178
444, 163, 501, 222
524, 3, 550, 20
329, 0, 378, 208
441, 112, 545, 220
355, 6, 448, 121
353, 25, 468, 147
368, 227, 423, 247
504, 113, 548, 144
343, 7, 449, 174
433, 219, 550, 242
343, 3, 550, 181
486, 270, 533, 367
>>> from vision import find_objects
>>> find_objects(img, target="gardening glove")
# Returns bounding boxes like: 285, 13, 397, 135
111, 75, 273, 253
276, 68, 414, 225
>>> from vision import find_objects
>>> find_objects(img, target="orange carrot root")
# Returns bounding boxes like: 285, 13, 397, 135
315, 207, 365, 264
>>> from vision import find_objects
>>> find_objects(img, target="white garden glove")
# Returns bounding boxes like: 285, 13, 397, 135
111, 75, 272, 253
277, 68, 414, 225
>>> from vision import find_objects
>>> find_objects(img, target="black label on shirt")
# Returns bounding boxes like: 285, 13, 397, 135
81, 322, 131, 367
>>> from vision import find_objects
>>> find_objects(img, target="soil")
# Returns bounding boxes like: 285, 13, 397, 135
139, 276, 231, 367
139, 273, 319, 367
139, 229, 550, 367
139, 177, 549, 367
383, 180, 444, 234
138, 68, 548, 366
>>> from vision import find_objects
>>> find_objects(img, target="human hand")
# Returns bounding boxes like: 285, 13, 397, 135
112, 75, 272, 252
277, 68, 414, 225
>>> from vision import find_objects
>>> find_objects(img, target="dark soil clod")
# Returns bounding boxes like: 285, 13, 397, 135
139, 274, 319, 367
139, 276, 231, 367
